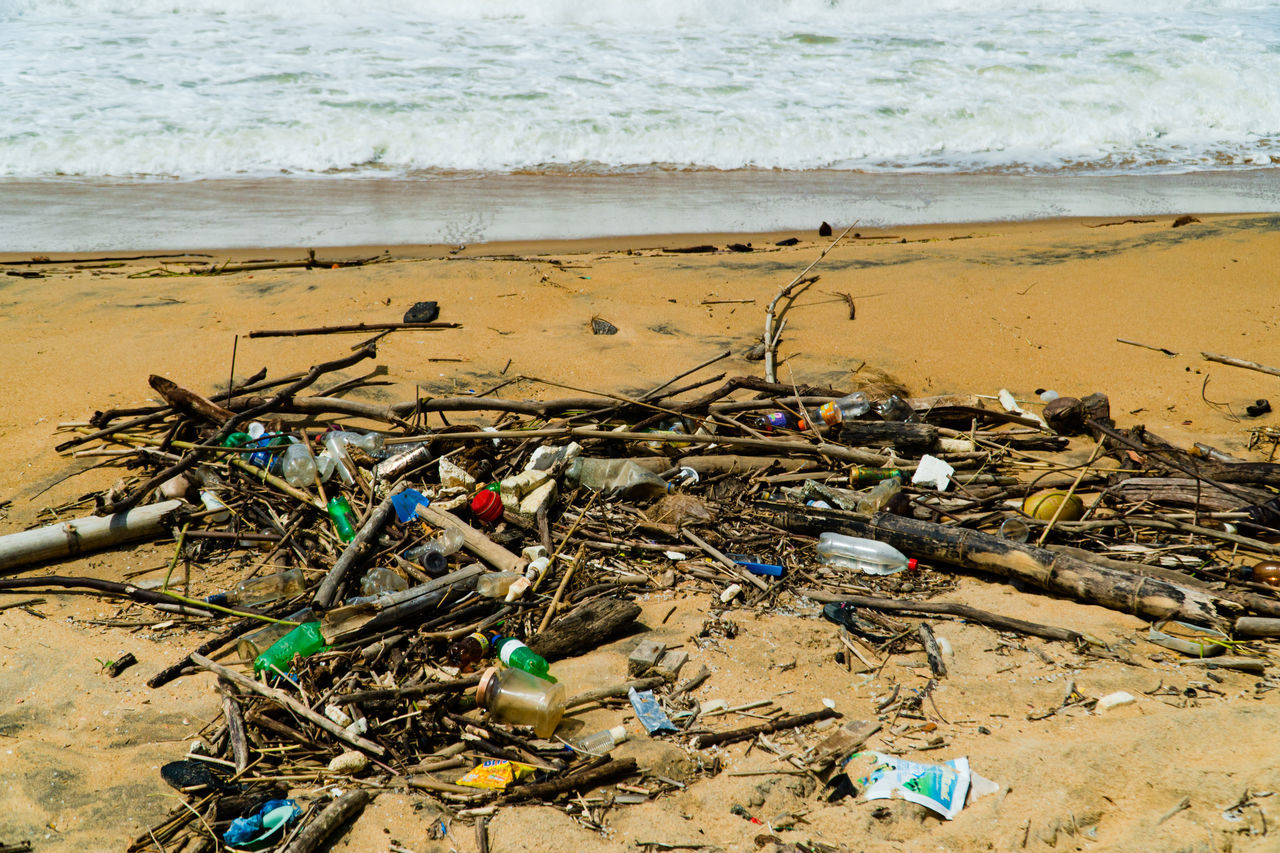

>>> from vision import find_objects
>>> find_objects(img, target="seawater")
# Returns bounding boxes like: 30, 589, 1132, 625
2, 0, 1279, 248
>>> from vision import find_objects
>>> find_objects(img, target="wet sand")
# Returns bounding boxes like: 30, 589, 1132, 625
4, 168, 1280, 251
1, 212, 1279, 851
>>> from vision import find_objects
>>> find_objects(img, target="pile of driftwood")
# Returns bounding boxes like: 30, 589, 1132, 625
4, 339, 1280, 852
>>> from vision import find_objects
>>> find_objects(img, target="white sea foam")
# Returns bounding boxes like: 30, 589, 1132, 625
1, 0, 1278, 179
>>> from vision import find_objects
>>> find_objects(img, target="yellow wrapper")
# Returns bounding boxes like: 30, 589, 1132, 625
456, 759, 535, 790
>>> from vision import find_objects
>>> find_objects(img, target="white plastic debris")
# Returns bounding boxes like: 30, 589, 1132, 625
912, 454, 956, 491
1096, 691, 1136, 712
324, 704, 353, 727
998, 388, 1048, 428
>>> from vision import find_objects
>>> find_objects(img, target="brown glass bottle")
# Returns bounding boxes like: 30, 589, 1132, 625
447, 632, 490, 672
1252, 561, 1280, 587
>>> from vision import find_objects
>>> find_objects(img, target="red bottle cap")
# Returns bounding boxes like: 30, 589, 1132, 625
907, 558, 918, 572
470, 487, 503, 524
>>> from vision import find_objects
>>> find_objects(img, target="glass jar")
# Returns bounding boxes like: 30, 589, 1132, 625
476, 666, 567, 738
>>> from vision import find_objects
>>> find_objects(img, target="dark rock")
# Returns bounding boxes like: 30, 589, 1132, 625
819, 221, 833, 237
776, 237, 800, 246
403, 301, 439, 323
727, 243, 753, 252
1042, 396, 1086, 435
590, 316, 618, 335
1172, 215, 1200, 228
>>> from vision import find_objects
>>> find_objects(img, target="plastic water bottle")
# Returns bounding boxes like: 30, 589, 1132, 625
359, 566, 408, 596
475, 571, 529, 601
816, 392, 870, 427
565, 457, 672, 501
327, 496, 356, 542
492, 635, 555, 681
281, 442, 334, 487
205, 568, 306, 608
403, 528, 466, 575
237, 607, 316, 661
569, 725, 627, 755
815, 533, 916, 575
254, 621, 329, 675
874, 395, 914, 422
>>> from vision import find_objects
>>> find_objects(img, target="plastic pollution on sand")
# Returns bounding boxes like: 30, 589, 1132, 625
629, 687, 677, 734
912, 454, 955, 491
456, 758, 535, 790
852, 752, 971, 820
222, 798, 302, 848
390, 487, 431, 523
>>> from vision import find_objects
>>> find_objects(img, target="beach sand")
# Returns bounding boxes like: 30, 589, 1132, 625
1, 212, 1278, 851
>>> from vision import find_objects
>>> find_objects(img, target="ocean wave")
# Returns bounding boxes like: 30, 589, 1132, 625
1, 0, 1277, 178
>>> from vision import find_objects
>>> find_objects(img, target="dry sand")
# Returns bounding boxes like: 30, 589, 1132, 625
1, 212, 1278, 852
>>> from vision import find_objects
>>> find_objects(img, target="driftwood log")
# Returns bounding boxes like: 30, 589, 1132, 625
766, 502, 1235, 627
280, 789, 373, 853
528, 598, 643, 661
0, 500, 184, 574
1108, 477, 1272, 513
798, 588, 1086, 644
837, 421, 938, 453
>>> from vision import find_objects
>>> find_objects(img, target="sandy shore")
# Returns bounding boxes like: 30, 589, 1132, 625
1, 212, 1279, 851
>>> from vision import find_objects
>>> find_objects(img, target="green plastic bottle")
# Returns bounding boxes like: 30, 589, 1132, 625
253, 621, 329, 675
328, 496, 356, 542
491, 635, 555, 682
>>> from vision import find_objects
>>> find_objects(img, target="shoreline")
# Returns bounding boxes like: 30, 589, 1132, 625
3, 210, 1280, 851
4, 168, 1279, 252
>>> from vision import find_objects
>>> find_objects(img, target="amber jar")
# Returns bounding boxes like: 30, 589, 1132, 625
476, 666, 566, 738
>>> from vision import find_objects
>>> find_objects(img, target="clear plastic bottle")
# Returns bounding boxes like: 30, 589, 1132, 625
569, 725, 627, 756
237, 607, 316, 662
816, 392, 870, 427
564, 457, 671, 501
477, 665, 567, 738
874, 395, 914, 422
815, 533, 917, 576
492, 635, 554, 681
359, 566, 408, 596
403, 528, 466, 575
475, 571, 529, 601
205, 568, 306, 608
281, 442, 332, 487
254, 621, 329, 675
855, 477, 901, 514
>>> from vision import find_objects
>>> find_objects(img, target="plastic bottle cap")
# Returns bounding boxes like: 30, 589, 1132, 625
470, 488, 503, 523
907, 558, 919, 571
610, 725, 628, 744
476, 666, 500, 707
